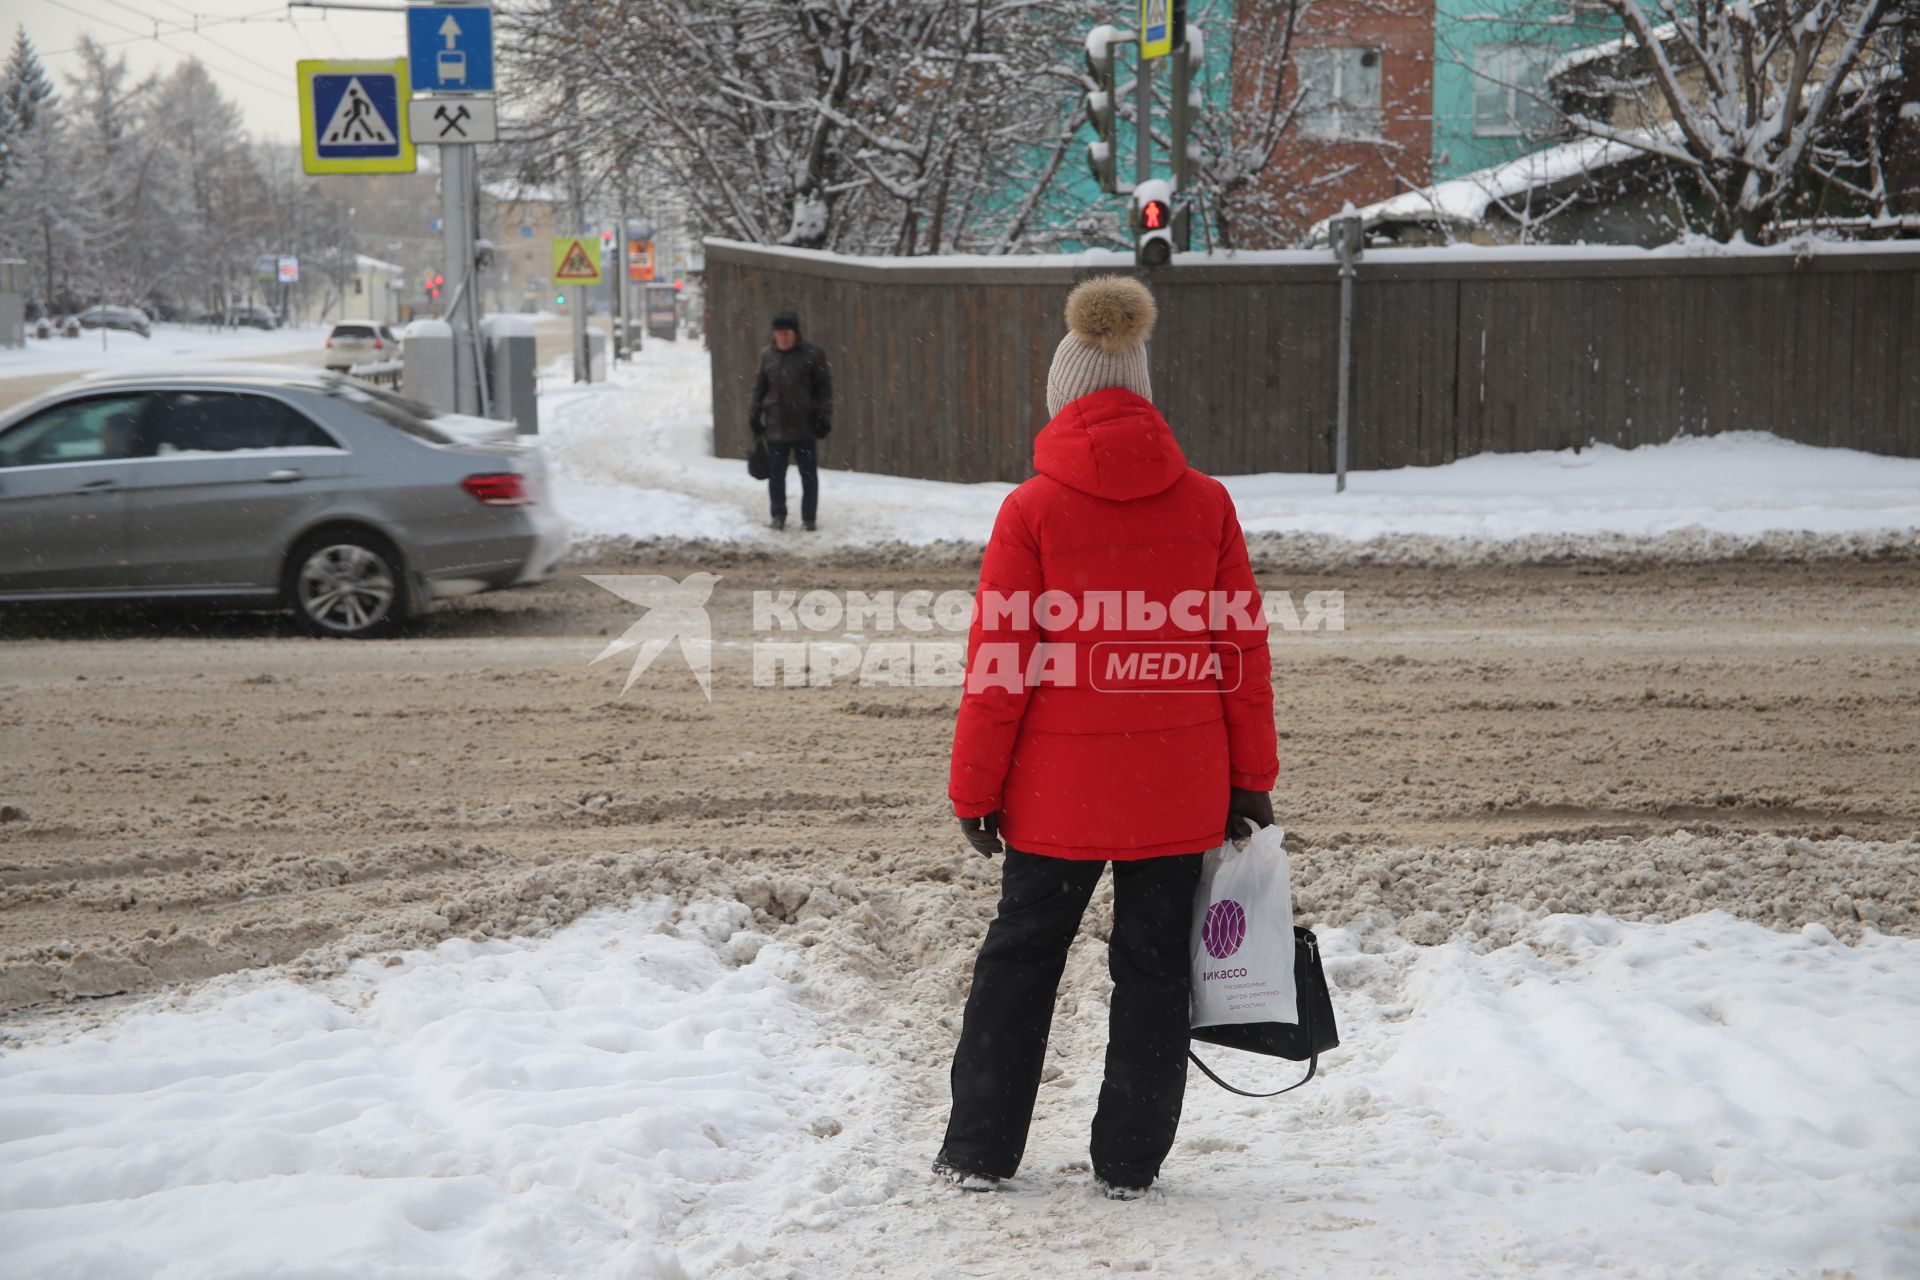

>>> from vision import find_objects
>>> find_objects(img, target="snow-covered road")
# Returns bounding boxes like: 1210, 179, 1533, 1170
3, 900, 1915, 1277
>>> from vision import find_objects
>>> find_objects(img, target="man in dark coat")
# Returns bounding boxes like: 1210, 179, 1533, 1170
749, 311, 832, 531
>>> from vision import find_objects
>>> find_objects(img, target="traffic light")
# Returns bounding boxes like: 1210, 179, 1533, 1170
555, 293, 565, 305
1171, 24, 1205, 194
1132, 179, 1175, 269
1084, 25, 1120, 194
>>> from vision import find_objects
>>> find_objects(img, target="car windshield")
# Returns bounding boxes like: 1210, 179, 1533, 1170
329, 380, 453, 444
332, 325, 376, 340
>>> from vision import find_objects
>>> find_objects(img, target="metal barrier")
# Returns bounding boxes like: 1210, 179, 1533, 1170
347, 360, 405, 389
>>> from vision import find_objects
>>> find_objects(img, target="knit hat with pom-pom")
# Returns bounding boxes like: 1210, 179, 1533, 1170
1045, 276, 1157, 417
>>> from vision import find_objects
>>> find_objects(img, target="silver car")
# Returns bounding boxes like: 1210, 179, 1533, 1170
0, 368, 569, 637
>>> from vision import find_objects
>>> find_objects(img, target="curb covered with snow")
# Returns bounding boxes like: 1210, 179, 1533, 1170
542, 344, 1920, 568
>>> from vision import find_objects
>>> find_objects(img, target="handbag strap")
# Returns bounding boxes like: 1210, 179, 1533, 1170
1188, 945, 1321, 1099
1187, 1047, 1317, 1098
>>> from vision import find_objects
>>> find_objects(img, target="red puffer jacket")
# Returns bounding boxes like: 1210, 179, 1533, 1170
949, 387, 1277, 860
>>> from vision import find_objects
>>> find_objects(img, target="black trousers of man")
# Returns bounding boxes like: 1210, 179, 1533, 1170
766, 440, 818, 525
939, 847, 1203, 1188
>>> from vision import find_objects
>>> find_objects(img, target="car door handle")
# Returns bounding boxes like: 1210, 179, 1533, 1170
77, 477, 120, 492
265, 468, 304, 484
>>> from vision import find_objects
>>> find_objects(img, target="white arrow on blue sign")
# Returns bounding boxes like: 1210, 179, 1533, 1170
406, 5, 494, 94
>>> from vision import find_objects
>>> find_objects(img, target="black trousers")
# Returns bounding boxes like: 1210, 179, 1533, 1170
939, 848, 1203, 1186
766, 440, 818, 523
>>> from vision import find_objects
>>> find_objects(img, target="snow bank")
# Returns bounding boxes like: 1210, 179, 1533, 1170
0, 323, 329, 376
542, 342, 1920, 564
0, 896, 894, 1279
3, 892, 1915, 1277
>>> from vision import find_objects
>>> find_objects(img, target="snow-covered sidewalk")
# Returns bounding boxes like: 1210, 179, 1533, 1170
543, 341, 1920, 558
4, 897, 1915, 1278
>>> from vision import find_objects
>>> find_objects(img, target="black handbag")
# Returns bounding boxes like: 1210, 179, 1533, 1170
1189, 925, 1340, 1098
747, 437, 770, 480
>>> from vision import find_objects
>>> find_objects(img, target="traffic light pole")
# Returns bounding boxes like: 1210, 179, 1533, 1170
1135, 44, 1151, 189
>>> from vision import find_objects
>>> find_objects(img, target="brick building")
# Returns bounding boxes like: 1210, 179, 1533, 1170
1231, 0, 1434, 247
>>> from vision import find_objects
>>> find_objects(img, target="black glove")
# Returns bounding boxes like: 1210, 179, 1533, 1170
1226, 787, 1274, 841
813, 421, 832, 439
958, 812, 1002, 858
751, 424, 765, 438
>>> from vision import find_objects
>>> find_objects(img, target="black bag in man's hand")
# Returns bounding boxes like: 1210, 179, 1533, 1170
747, 437, 770, 481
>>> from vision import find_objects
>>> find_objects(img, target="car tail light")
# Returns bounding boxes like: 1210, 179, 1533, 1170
373, 337, 383, 350
461, 473, 530, 506
325, 336, 333, 347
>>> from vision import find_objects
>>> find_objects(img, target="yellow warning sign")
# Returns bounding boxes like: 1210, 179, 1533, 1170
551, 236, 603, 285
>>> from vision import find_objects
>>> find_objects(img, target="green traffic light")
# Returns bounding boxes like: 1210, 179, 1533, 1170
556, 294, 566, 304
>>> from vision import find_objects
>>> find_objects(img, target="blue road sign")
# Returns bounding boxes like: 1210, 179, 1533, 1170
313, 74, 402, 158
407, 5, 494, 93
299, 60, 414, 173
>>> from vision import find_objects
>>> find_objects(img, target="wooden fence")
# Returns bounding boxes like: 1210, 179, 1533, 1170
706, 239, 1920, 483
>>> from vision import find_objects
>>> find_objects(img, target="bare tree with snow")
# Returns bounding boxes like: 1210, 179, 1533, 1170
504, 0, 1110, 255
1536, 0, 1905, 242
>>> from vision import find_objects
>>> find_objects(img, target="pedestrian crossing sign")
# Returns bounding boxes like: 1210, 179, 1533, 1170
551, 237, 603, 285
298, 59, 415, 174
1140, 0, 1172, 60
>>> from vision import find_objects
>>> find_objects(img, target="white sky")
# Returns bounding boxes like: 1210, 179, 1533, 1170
17, 0, 417, 145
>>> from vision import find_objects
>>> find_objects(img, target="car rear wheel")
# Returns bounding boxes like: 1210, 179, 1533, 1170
285, 531, 411, 638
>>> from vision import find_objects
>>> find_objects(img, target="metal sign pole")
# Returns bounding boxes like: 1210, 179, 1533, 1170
1331, 216, 1361, 495
441, 142, 479, 414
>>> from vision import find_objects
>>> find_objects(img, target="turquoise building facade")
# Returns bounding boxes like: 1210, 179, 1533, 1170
1431, 1, 1625, 180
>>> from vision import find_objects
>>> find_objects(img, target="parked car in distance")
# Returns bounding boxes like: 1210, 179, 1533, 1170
324, 320, 400, 372
197, 304, 281, 330
74, 305, 151, 338
0, 367, 568, 638
228, 304, 280, 330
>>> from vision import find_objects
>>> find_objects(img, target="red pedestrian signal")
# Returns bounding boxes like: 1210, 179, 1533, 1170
1132, 184, 1177, 269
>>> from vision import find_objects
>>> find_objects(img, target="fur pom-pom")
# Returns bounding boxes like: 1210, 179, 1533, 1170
1064, 276, 1157, 353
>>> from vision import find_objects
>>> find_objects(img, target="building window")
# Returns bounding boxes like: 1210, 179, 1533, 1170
1472, 44, 1557, 137
1298, 47, 1382, 142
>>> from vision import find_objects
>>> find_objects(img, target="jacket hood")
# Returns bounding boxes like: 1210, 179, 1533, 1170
1032, 386, 1187, 502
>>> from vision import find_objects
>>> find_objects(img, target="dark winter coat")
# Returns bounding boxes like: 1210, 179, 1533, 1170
948, 387, 1278, 860
750, 339, 833, 444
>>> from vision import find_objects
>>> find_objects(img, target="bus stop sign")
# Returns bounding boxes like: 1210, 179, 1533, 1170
407, 5, 494, 93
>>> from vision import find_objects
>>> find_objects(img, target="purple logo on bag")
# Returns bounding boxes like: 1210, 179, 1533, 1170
1203, 899, 1247, 959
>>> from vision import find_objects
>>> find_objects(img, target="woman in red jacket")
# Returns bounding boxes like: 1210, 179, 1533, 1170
934, 276, 1279, 1199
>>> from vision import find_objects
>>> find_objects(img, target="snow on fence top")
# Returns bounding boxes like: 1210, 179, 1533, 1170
703, 235, 1920, 275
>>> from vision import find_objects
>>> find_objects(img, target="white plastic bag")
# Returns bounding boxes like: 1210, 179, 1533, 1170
1190, 824, 1297, 1028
